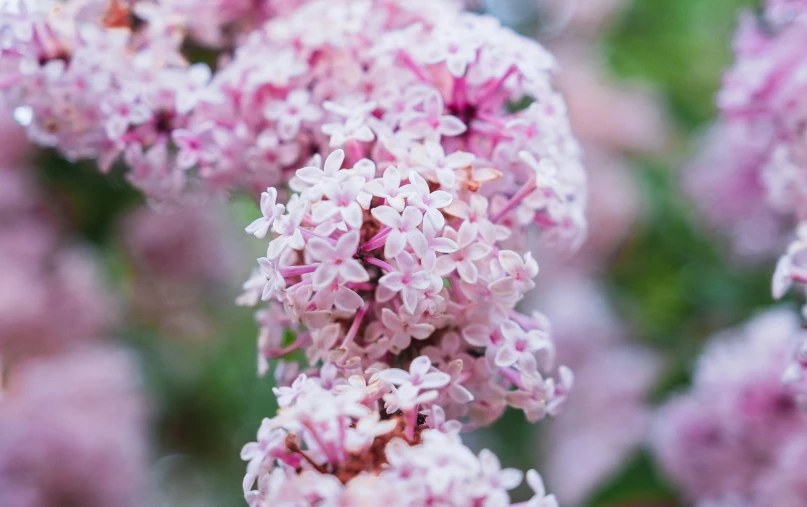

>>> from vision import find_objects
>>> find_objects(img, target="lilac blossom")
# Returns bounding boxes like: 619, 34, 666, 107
685, 121, 792, 261
651, 309, 807, 506
231, 0, 585, 430
687, 1, 807, 308
0, 345, 149, 507
0, 166, 114, 360
120, 201, 241, 339
239, 145, 574, 426
1, 0, 586, 244
241, 367, 557, 506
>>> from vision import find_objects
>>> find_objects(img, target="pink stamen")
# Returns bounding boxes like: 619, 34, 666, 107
347, 140, 365, 164
263, 342, 302, 359
404, 407, 418, 441
451, 76, 468, 111
346, 282, 376, 291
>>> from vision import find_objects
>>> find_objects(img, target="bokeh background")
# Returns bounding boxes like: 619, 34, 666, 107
6, 0, 789, 505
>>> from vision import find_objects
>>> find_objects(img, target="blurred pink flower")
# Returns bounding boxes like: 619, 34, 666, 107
651, 309, 807, 506
0, 167, 115, 360
539, 0, 631, 34
0, 345, 149, 507
120, 201, 242, 339
555, 45, 668, 155
537, 276, 661, 505
684, 121, 791, 261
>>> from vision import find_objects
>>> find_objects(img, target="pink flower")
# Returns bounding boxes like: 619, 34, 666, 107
381, 307, 435, 351
246, 187, 285, 239
403, 171, 453, 229
378, 251, 431, 314
378, 355, 451, 391
364, 166, 411, 211
435, 222, 491, 283
308, 230, 369, 289
651, 310, 807, 505
0, 347, 149, 507
489, 250, 539, 297
312, 175, 365, 229
293, 150, 345, 202
495, 320, 551, 368
371, 205, 427, 258
418, 18, 484, 77
257, 257, 287, 301
264, 89, 322, 141
172, 128, 208, 170
321, 101, 376, 147
400, 92, 466, 139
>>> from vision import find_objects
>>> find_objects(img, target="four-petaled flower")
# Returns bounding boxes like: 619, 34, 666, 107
381, 307, 436, 352
371, 205, 427, 258
264, 89, 323, 141
404, 171, 453, 229
308, 231, 369, 289
378, 251, 432, 314
246, 187, 286, 238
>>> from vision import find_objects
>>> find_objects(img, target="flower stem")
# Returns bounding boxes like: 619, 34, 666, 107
490, 176, 536, 223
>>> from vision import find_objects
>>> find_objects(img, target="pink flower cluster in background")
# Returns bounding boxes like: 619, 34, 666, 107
694, 0, 807, 287
651, 309, 807, 507
0, 111, 150, 506
0, 115, 114, 361
684, 121, 792, 261
0, 346, 149, 507
537, 277, 661, 505
119, 201, 242, 339
682, 0, 807, 386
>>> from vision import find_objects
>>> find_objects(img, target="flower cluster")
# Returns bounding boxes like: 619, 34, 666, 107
685, 121, 792, 261
1, 0, 208, 199
651, 309, 807, 506
536, 277, 661, 505
233, 1, 588, 503
0, 109, 150, 506
0, 117, 113, 361
697, 0, 807, 302
241, 366, 557, 506
1, 0, 586, 234
230, 0, 585, 427
119, 201, 241, 339
0, 346, 149, 507
241, 146, 574, 426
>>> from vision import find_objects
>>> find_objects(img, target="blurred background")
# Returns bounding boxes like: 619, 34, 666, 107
2, 0, 789, 505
